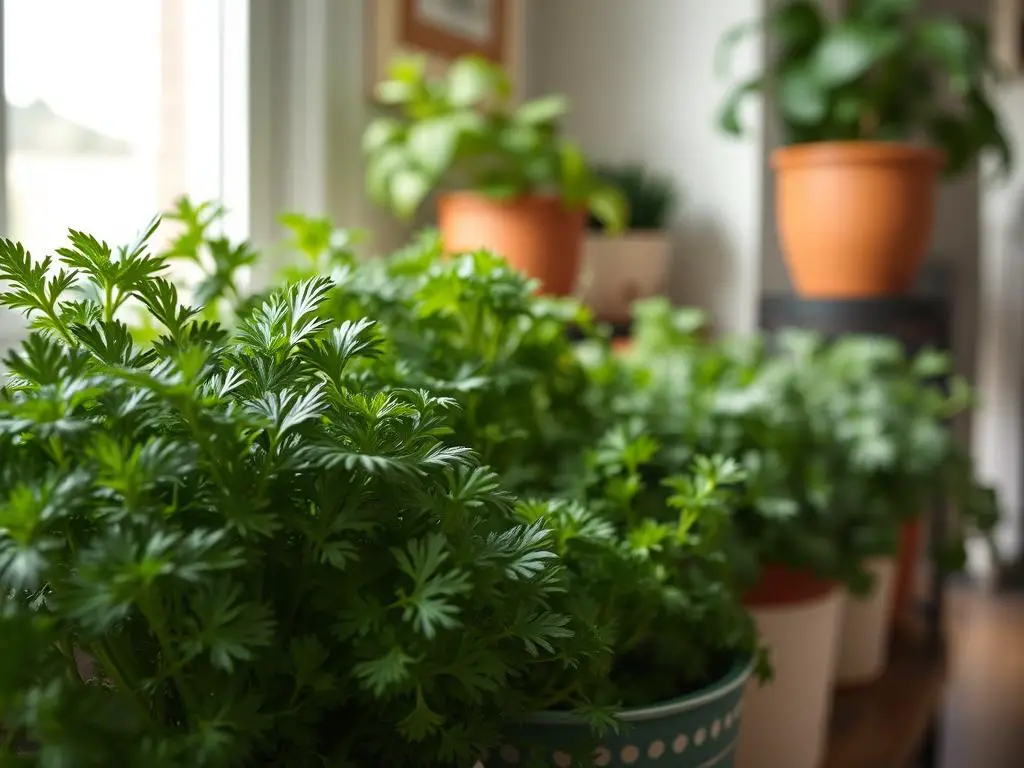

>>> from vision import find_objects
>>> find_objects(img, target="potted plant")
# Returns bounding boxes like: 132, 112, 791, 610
0, 226, 589, 767
716, 0, 1012, 297
814, 336, 1000, 685
363, 54, 627, 295
608, 299, 1000, 767
609, 313, 850, 768
491, 438, 760, 767
577, 165, 678, 323
151, 202, 763, 767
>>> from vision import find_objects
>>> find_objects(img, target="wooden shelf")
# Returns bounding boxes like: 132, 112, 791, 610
825, 618, 947, 768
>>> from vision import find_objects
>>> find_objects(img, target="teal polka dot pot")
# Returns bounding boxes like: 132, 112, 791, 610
487, 657, 752, 767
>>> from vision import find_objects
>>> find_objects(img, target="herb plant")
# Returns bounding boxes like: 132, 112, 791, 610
160, 207, 616, 495
542, 427, 758, 704
498, 445, 759, 765
363, 55, 627, 231
0, 225, 583, 767
611, 298, 1000, 590
151, 203, 761, 715
716, 0, 1012, 175
586, 165, 678, 232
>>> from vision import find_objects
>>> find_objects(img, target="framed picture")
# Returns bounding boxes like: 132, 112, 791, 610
366, 0, 522, 99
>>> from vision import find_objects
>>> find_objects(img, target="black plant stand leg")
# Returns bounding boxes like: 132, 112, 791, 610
917, 714, 943, 767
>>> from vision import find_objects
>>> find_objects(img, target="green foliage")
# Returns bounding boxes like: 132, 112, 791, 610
153, 205, 759, 713
0, 226, 581, 767
363, 54, 627, 231
524, 431, 759, 711
608, 298, 1000, 590
207, 211, 613, 496
716, 0, 1012, 176
162, 198, 259, 321
587, 165, 679, 232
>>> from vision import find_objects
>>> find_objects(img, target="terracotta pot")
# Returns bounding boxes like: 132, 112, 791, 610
737, 565, 842, 768
772, 142, 944, 298
575, 231, 672, 321
835, 557, 898, 687
891, 516, 925, 623
436, 193, 586, 296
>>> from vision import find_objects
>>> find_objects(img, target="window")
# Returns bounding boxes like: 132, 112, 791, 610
0, 0, 250, 339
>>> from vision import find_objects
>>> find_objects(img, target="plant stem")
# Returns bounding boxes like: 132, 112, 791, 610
90, 640, 155, 725
103, 283, 115, 324
138, 592, 196, 727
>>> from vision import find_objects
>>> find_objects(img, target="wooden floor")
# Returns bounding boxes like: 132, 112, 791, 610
938, 586, 1024, 768
825, 617, 945, 768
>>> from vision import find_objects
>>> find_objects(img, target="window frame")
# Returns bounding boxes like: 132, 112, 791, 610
0, 0, 355, 338
0, 0, 258, 243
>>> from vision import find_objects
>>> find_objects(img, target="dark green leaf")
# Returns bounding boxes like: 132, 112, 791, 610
717, 76, 762, 136
778, 66, 828, 125
812, 23, 900, 87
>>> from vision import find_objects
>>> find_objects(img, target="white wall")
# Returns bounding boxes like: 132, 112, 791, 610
524, 0, 766, 334
249, 0, 410, 258
977, 80, 1024, 561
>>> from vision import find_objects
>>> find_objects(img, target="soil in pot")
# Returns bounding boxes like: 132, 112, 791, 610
736, 564, 842, 768
437, 193, 586, 296
772, 142, 944, 298
487, 657, 753, 767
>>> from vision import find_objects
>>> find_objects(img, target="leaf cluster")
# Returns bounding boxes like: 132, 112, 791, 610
586, 164, 679, 232
717, 0, 1012, 176
0, 228, 582, 767
363, 55, 627, 230
605, 298, 1000, 591
151, 206, 759, 718
215, 213, 614, 496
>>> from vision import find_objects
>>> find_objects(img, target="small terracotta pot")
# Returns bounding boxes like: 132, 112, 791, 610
436, 193, 586, 296
890, 516, 925, 623
772, 142, 944, 298
737, 565, 842, 768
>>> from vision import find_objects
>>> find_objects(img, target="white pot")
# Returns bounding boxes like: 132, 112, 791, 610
834, 557, 897, 687
574, 231, 671, 321
737, 587, 843, 768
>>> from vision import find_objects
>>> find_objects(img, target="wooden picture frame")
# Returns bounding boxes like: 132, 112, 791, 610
366, 0, 522, 100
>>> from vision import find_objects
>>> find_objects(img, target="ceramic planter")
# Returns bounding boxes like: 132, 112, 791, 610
735, 565, 842, 768
437, 193, 586, 296
835, 557, 898, 687
575, 231, 671, 322
487, 657, 752, 767
772, 142, 943, 297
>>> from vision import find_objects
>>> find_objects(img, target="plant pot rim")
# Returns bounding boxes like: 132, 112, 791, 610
744, 563, 839, 607
771, 141, 945, 170
438, 190, 580, 210
521, 655, 754, 726
586, 228, 669, 239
